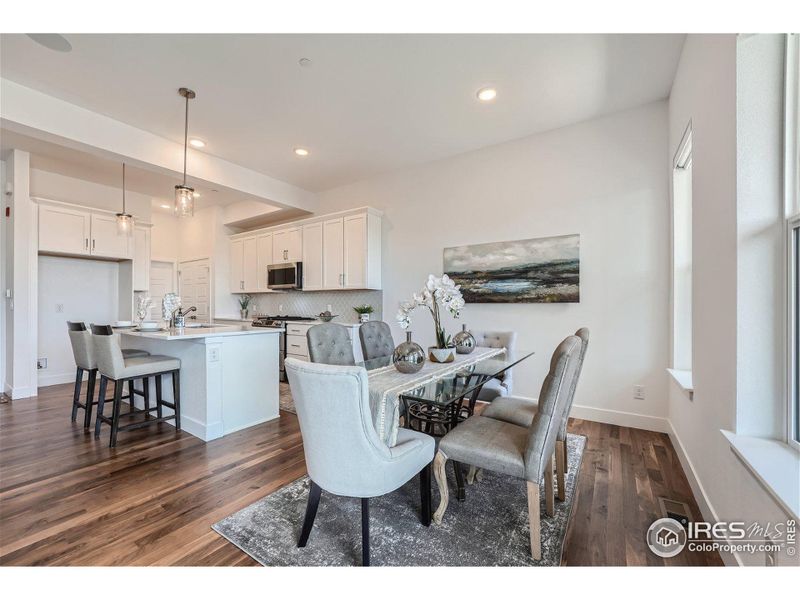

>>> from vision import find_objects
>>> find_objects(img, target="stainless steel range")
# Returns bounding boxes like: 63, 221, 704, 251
251, 316, 317, 380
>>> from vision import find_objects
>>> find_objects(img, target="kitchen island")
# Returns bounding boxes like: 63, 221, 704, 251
119, 325, 281, 441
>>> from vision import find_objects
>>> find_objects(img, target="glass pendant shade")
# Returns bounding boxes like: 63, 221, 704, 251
175, 184, 195, 217
116, 212, 134, 236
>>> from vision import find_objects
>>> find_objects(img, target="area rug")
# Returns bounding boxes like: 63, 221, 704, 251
212, 433, 585, 566
278, 383, 296, 414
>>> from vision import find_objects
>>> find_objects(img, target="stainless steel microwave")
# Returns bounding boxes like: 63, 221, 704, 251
267, 262, 303, 290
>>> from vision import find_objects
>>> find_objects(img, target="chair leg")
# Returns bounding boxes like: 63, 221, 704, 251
142, 376, 150, 414
83, 370, 97, 429
466, 464, 478, 485
127, 380, 135, 413
432, 450, 449, 524
453, 460, 466, 502
361, 497, 370, 567
71, 368, 83, 422
94, 376, 108, 439
155, 374, 163, 418
544, 453, 555, 517
420, 462, 432, 526
527, 481, 542, 560
297, 480, 322, 547
110, 380, 123, 448
556, 439, 567, 502
171, 370, 181, 430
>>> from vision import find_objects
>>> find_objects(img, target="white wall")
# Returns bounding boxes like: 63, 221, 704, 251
150, 210, 180, 263
37, 256, 120, 386
318, 101, 671, 426
667, 34, 794, 566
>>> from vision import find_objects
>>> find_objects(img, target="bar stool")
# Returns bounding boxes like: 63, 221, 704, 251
66, 321, 149, 429
91, 324, 182, 447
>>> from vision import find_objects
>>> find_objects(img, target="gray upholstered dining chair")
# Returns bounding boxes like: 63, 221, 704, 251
431, 335, 582, 560
285, 357, 435, 566
470, 330, 517, 402
481, 328, 589, 501
306, 323, 356, 366
358, 321, 395, 361
91, 325, 181, 447
66, 321, 149, 429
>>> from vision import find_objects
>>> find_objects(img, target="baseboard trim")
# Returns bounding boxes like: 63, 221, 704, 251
8, 384, 37, 400
665, 420, 740, 566
570, 404, 670, 433
38, 371, 81, 387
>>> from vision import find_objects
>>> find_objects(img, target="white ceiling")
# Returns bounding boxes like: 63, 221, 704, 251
0, 34, 685, 192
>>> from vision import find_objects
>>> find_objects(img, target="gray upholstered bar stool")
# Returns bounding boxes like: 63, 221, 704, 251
358, 321, 395, 361
91, 325, 181, 447
66, 321, 149, 429
307, 323, 356, 366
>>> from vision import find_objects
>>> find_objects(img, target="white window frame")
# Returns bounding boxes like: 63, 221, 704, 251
788, 215, 800, 450
671, 121, 693, 375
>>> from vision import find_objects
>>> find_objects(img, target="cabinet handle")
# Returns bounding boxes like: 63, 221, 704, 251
290, 344, 301, 348
240, 280, 244, 290
85, 238, 89, 250
92, 239, 95, 251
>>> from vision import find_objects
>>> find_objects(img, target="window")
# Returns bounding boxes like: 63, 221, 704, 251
787, 34, 800, 449
672, 123, 693, 374
790, 216, 800, 447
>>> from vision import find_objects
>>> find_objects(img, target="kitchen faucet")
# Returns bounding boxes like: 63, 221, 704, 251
170, 306, 197, 328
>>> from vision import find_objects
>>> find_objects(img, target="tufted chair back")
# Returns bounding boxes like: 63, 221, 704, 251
90, 324, 126, 379
67, 321, 96, 370
523, 335, 582, 483
558, 327, 589, 438
471, 330, 517, 388
359, 321, 395, 361
307, 323, 356, 366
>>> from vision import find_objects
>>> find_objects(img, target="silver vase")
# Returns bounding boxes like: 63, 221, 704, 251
393, 331, 425, 374
454, 323, 476, 354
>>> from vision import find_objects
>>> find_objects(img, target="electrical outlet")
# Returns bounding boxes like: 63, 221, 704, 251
634, 385, 645, 400
55, 303, 64, 313
37, 358, 47, 370
208, 347, 220, 362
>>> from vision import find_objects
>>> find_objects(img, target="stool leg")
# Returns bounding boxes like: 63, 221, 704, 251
83, 370, 97, 429
71, 368, 84, 422
94, 376, 108, 439
128, 380, 135, 413
155, 375, 163, 418
110, 380, 123, 448
171, 370, 181, 431
142, 376, 150, 415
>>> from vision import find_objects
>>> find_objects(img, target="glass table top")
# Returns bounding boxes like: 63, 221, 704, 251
358, 349, 535, 407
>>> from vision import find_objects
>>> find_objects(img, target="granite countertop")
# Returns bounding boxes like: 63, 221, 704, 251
119, 324, 281, 341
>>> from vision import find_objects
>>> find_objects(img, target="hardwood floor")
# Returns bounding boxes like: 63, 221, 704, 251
0, 382, 722, 566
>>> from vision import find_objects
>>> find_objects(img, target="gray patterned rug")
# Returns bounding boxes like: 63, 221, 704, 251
212, 433, 585, 566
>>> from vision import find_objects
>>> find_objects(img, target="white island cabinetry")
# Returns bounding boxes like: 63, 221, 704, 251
120, 325, 281, 441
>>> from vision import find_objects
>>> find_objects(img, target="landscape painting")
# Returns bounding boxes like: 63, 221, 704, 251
443, 234, 580, 303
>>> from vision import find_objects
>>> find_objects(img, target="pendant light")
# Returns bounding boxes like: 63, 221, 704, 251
174, 87, 196, 218
116, 163, 134, 236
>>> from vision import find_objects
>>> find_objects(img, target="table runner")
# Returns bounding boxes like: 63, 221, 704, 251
368, 346, 504, 447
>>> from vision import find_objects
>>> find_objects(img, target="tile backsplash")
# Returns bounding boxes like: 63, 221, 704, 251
245, 289, 383, 323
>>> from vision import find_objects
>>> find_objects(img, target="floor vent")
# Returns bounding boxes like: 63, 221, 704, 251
658, 497, 692, 529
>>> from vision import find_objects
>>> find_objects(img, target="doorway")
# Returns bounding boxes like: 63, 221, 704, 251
149, 261, 177, 321
178, 259, 211, 322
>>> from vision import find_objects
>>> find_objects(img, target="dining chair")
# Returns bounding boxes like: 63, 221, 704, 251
285, 357, 435, 566
431, 335, 582, 560
306, 323, 356, 365
470, 330, 517, 402
480, 328, 589, 500
358, 320, 395, 361
66, 321, 150, 428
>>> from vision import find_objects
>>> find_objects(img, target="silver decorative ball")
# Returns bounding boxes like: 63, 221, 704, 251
454, 324, 476, 354
393, 331, 425, 374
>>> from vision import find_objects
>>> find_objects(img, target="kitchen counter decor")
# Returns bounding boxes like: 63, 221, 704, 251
397, 273, 465, 363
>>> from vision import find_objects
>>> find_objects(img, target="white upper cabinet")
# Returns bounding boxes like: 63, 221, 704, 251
230, 238, 245, 292
90, 214, 132, 259
273, 227, 302, 263
39, 204, 91, 256
323, 217, 344, 289
133, 225, 151, 291
302, 222, 324, 290
255, 232, 274, 293
343, 213, 381, 289
242, 236, 259, 293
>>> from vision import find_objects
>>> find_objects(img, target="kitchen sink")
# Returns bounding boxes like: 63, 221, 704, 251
184, 323, 214, 328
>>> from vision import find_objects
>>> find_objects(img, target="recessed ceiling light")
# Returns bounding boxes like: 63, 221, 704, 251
476, 87, 497, 102
27, 33, 72, 52
294, 148, 309, 157
189, 138, 205, 148
160, 204, 171, 209
193, 192, 201, 198
298, 58, 312, 67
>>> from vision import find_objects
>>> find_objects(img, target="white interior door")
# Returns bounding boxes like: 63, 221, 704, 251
149, 261, 176, 320
178, 259, 211, 322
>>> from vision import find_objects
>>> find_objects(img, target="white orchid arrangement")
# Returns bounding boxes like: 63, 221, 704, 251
397, 274, 466, 349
